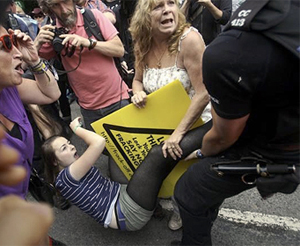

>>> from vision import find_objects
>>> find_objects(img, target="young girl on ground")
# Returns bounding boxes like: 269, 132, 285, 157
42, 117, 209, 231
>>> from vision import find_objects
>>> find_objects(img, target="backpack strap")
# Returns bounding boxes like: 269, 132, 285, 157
80, 8, 104, 41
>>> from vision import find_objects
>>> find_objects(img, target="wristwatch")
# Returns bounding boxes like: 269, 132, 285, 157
88, 38, 97, 50
196, 149, 205, 159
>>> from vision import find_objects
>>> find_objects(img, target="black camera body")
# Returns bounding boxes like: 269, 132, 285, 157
51, 27, 68, 53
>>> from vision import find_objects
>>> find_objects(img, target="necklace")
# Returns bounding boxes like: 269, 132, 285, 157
153, 46, 168, 68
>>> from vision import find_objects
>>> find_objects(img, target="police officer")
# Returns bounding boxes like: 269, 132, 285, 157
173, 0, 300, 245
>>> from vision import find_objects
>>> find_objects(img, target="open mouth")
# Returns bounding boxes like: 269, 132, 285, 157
15, 63, 23, 75
74, 151, 79, 159
161, 18, 174, 25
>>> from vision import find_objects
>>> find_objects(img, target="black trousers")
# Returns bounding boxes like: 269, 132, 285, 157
174, 145, 300, 245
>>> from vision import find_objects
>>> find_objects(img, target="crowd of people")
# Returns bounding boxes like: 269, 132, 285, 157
0, 0, 299, 245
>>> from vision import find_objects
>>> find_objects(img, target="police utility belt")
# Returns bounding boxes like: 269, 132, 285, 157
211, 157, 299, 185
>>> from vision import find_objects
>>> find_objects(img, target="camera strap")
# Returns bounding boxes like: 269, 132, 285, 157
52, 46, 84, 76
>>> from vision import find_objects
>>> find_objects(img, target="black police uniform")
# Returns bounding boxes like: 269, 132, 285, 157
174, 0, 300, 245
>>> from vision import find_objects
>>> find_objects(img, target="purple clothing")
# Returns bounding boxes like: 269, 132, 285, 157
0, 87, 34, 199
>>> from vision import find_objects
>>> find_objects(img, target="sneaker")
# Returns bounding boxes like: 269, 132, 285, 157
168, 212, 182, 231
49, 236, 67, 246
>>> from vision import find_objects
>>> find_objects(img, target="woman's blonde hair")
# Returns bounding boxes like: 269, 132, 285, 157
129, 0, 190, 71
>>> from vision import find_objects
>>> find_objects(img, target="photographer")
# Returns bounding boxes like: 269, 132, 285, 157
173, 0, 300, 245
35, 0, 130, 182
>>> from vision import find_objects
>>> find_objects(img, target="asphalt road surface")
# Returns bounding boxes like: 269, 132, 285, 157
27, 101, 300, 246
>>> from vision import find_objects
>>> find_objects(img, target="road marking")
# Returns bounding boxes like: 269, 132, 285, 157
219, 208, 300, 232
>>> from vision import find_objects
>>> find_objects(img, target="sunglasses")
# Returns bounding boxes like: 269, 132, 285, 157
0, 34, 18, 53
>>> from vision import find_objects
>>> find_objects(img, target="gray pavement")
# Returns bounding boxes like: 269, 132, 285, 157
28, 101, 300, 246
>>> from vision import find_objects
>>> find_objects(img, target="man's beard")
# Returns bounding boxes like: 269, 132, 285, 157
57, 6, 77, 29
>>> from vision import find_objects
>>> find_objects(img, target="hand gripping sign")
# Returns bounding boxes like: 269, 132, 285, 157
92, 80, 204, 198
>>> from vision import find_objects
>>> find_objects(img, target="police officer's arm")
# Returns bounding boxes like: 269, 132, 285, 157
201, 107, 249, 156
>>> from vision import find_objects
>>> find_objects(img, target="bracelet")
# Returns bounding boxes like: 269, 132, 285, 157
29, 59, 50, 81
196, 149, 205, 159
30, 62, 47, 74
29, 59, 43, 70
73, 124, 82, 133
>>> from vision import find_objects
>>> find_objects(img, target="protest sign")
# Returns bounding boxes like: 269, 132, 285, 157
92, 80, 203, 197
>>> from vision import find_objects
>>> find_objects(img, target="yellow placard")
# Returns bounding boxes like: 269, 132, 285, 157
92, 80, 203, 198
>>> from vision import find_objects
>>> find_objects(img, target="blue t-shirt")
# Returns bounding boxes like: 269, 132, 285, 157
56, 166, 120, 225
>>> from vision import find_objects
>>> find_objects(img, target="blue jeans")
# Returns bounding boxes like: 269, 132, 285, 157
80, 99, 129, 131
174, 145, 299, 245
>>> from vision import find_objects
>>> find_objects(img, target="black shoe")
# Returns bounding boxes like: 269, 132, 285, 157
49, 236, 67, 246
152, 203, 165, 220
170, 240, 182, 245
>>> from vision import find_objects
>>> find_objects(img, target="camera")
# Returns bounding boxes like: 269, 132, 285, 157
51, 27, 68, 53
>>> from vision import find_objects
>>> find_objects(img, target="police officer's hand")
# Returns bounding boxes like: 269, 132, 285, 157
34, 24, 56, 51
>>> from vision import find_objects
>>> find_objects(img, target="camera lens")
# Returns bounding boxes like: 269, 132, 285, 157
52, 37, 64, 53
51, 27, 68, 53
